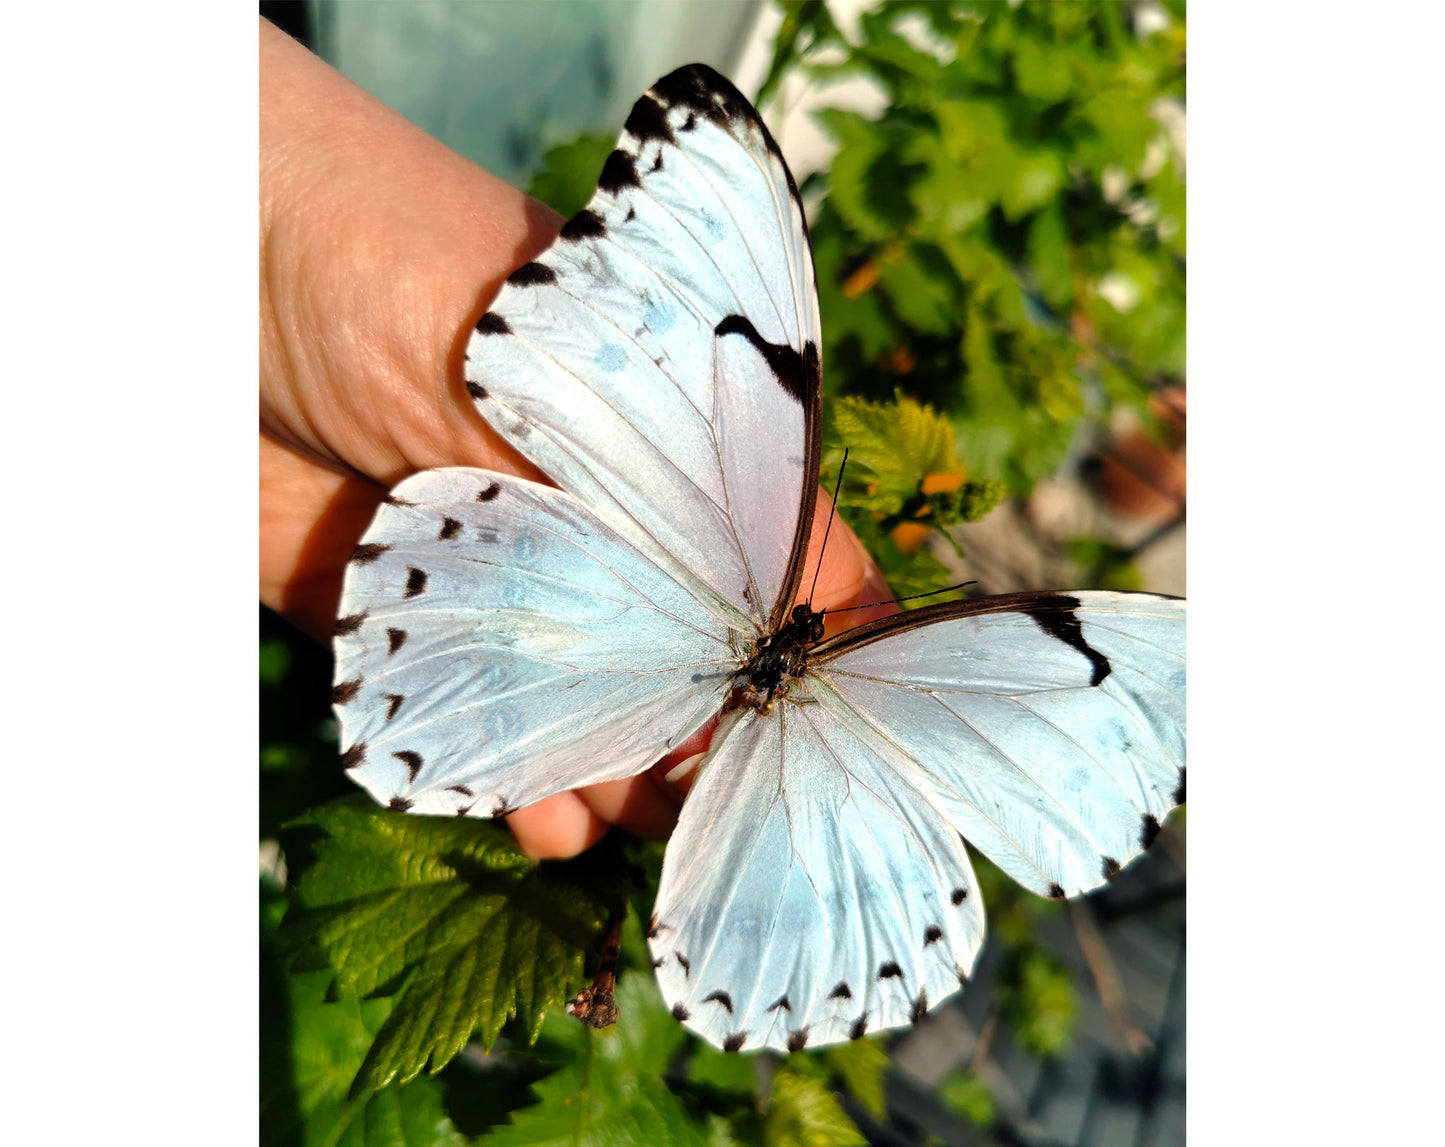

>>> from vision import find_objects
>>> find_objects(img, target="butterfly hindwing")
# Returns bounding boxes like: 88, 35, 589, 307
811, 591, 1186, 897
465, 64, 822, 633
651, 704, 987, 1053
333, 470, 734, 816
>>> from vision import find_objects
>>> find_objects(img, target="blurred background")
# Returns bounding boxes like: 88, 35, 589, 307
261, 2, 1185, 1144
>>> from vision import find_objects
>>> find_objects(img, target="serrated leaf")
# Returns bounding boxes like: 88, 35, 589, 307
822, 1039, 889, 1120
261, 958, 471, 1147
763, 1067, 865, 1147
826, 392, 958, 514
278, 799, 631, 1094
487, 974, 707, 1147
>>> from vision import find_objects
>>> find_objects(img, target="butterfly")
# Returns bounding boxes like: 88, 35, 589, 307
332, 64, 1186, 1054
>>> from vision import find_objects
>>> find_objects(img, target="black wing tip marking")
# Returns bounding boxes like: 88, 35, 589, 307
332, 678, 361, 706
714, 314, 816, 405
702, 990, 734, 1014
671, 1003, 690, 1021
1173, 768, 1187, 806
828, 982, 852, 1001
334, 612, 366, 637
465, 381, 488, 403
388, 796, 413, 812
404, 568, 428, 598
651, 64, 754, 136
1103, 856, 1122, 880
559, 208, 606, 241
477, 482, 501, 502
1047, 882, 1067, 900
340, 741, 366, 770
787, 1028, 810, 1053
1142, 815, 1162, 849
383, 693, 404, 721
910, 992, 929, 1025
438, 517, 462, 540
849, 1016, 868, 1041
1021, 596, 1112, 685
392, 750, 423, 782
924, 925, 944, 946
878, 962, 903, 981
768, 995, 791, 1013
722, 1032, 747, 1053
474, 312, 510, 337
598, 148, 640, 193
386, 627, 408, 655
951, 887, 969, 905
350, 542, 390, 565
506, 261, 557, 288
381, 493, 415, 506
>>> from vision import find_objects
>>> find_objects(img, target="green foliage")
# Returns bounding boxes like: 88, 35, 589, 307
937, 1070, 995, 1128
279, 799, 633, 1094
262, 2, 1184, 1141
763, 1066, 867, 1147
996, 945, 1077, 1057
764, 0, 1185, 496
526, 134, 619, 218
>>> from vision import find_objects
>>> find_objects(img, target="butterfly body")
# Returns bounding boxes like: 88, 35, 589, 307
729, 602, 826, 714
333, 64, 1186, 1053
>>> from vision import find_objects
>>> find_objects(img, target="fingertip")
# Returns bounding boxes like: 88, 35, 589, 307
505, 792, 608, 860
576, 776, 680, 841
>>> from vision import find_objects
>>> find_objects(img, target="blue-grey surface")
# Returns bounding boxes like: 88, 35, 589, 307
311, 0, 761, 189
881, 826, 1186, 1146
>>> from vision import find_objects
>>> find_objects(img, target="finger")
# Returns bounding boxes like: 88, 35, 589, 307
574, 773, 682, 841
505, 791, 609, 860
260, 432, 387, 641
260, 18, 559, 487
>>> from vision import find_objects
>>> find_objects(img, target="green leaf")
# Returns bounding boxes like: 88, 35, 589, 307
260, 636, 292, 687
526, 134, 616, 218
937, 1070, 995, 1129
763, 1067, 865, 1147
997, 946, 1076, 1057
826, 391, 959, 514
486, 974, 706, 1147
261, 958, 473, 1147
816, 109, 921, 243
278, 799, 631, 1094
822, 1038, 889, 1120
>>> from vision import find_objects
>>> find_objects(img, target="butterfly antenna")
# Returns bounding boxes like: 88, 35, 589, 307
826, 580, 979, 615
809, 449, 849, 608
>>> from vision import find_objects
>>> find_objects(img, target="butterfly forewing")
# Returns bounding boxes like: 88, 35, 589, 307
333, 471, 734, 816
465, 64, 822, 634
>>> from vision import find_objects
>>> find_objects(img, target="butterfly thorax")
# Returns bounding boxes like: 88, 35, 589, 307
728, 603, 826, 714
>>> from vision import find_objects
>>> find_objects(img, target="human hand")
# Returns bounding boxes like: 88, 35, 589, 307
259, 18, 892, 859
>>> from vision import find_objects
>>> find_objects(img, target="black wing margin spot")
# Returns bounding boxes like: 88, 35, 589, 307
507, 262, 557, 288
560, 209, 606, 241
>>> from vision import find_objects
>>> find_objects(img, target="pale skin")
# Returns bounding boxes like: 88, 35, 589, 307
259, 18, 893, 859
